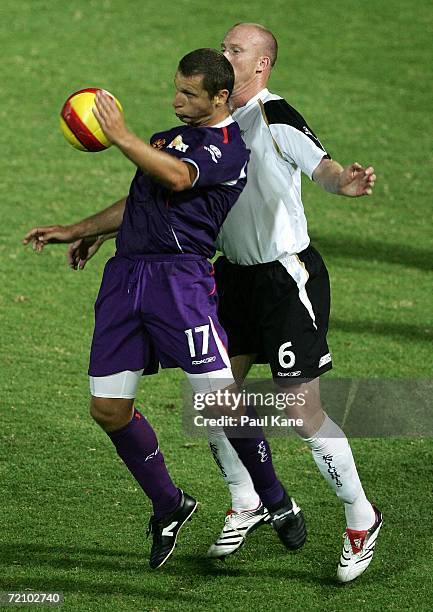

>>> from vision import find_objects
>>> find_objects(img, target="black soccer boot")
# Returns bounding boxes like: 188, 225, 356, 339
147, 490, 198, 569
269, 493, 307, 550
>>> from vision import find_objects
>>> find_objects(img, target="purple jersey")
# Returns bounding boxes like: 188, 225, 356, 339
116, 119, 249, 258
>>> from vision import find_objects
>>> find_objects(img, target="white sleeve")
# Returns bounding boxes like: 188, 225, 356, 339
269, 123, 328, 179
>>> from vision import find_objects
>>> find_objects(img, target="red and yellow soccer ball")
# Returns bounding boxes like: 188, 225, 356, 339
59, 88, 123, 152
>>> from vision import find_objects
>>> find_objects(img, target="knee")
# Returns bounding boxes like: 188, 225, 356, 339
90, 396, 134, 431
281, 380, 325, 437
207, 425, 225, 441
202, 383, 247, 418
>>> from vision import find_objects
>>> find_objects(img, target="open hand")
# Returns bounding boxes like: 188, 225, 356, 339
338, 163, 376, 197
23, 225, 76, 252
67, 236, 104, 270
93, 91, 128, 147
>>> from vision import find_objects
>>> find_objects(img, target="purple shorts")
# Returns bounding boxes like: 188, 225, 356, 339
88, 254, 230, 377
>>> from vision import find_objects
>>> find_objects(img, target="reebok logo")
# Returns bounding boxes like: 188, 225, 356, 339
277, 371, 301, 377
192, 356, 216, 365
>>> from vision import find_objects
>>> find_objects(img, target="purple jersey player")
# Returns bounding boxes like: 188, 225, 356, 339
89, 105, 249, 380
24, 48, 298, 570
24, 49, 250, 569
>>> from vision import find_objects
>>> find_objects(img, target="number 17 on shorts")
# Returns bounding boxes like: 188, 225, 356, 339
183, 317, 230, 372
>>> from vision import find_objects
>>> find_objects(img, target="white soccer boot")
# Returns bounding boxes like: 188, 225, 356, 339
337, 505, 383, 582
207, 503, 270, 558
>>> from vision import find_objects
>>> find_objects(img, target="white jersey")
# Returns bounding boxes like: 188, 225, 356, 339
216, 88, 329, 265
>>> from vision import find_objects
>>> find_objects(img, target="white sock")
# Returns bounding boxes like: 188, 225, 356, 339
207, 426, 260, 512
302, 414, 375, 530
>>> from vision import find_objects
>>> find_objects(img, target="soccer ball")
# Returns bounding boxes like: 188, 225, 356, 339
59, 88, 123, 152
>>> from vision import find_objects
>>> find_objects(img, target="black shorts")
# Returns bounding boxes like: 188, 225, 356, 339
214, 245, 332, 383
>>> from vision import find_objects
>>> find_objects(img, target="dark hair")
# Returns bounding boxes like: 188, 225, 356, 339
178, 48, 234, 99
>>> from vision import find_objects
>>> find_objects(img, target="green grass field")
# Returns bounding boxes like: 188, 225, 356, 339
1, 0, 432, 610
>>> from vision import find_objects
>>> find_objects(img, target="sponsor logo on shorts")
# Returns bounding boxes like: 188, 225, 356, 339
192, 355, 217, 365
319, 353, 332, 368
277, 371, 302, 377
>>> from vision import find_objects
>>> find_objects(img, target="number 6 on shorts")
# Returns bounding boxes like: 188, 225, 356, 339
278, 341, 296, 369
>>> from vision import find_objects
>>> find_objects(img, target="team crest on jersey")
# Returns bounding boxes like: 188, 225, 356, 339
152, 138, 166, 149
167, 135, 189, 152
204, 144, 222, 163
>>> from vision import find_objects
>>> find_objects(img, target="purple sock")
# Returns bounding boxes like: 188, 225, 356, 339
107, 409, 180, 519
225, 408, 285, 509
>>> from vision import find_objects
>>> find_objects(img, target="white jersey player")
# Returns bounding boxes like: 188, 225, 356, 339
205, 23, 382, 584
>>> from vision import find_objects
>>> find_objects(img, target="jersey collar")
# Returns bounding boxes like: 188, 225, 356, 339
237, 88, 270, 110
209, 115, 235, 128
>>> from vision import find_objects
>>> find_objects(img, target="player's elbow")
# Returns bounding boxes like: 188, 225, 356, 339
170, 161, 196, 191
170, 174, 193, 192
162, 161, 195, 191
170, 179, 186, 192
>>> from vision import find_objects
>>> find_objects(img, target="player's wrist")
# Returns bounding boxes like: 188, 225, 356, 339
112, 128, 136, 151
331, 167, 346, 195
336, 175, 345, 195
64, 224, 82, 242
66, 222, 98, 242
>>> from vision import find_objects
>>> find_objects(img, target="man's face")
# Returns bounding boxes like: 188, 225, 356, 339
221, 26, 264, 90
173, 72, 217, 126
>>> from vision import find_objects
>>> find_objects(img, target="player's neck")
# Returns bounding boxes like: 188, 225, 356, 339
194, 108, 230, 127
230, 76, 269, 110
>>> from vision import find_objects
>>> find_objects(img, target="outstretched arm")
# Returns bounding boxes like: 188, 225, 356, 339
312, 158, 376, 197
23, 197, 126, 253
93, 91, 196, 192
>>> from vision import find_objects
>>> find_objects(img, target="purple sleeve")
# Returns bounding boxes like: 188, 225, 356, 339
182, 136, 248, 188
